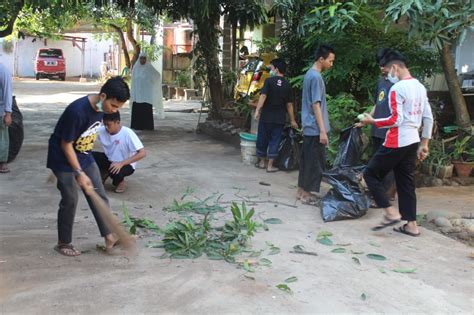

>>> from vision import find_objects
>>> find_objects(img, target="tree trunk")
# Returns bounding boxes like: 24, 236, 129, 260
0, 0, 24, 38
197, 23, 224, 119
440, 44, 471, 130
126, 18, 140, 69
109, 23, 131, 69
231, 21, 237, 70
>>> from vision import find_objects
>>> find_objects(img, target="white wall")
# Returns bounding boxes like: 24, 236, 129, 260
455, 29, 474, 74
0, 34, 115, 77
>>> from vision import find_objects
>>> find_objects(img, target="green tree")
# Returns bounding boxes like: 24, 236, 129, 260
385, 0, 473, 131
0, 1, 82, 38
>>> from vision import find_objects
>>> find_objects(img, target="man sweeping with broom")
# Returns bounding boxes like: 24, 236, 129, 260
47, 77, 131, 257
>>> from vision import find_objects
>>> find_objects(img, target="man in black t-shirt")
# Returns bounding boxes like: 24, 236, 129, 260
47, 77, 130, 257
255, 58, 298, 172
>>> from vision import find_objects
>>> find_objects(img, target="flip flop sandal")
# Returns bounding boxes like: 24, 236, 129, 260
393, 224, 420, 237
254, 162, 265, 169
0, 168, 10, 173
266, 168, 279, 173
371, 216, 401, 231
54, 244, 81, 257
301, 197, 319, 206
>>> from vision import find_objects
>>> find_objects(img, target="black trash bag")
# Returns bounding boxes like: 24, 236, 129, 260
333, 126, 364, 167
321, 166, 370, 222
8, 96, 24, 163
275, 127, 301, 171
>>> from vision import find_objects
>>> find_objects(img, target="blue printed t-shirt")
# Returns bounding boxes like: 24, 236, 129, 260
371, 77, 394, 139
301, 68, 330, 136
47, 96, 103, 172
260, 76, 292, 125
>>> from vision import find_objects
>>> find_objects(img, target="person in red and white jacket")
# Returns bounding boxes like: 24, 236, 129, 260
357, 49, 433, 237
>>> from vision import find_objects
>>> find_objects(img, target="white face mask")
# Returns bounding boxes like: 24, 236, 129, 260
387, 67, 399, 84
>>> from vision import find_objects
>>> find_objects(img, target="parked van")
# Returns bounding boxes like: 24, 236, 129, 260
34, 48, 66, 81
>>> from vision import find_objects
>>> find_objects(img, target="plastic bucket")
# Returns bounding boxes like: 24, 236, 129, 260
239, 132, 258, 165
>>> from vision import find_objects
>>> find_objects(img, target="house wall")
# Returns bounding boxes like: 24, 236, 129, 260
0, 34, 115, 78
455, 29, 474, 74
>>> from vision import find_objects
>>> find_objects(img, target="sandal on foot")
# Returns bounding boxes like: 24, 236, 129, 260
0, 167, 10, 173
301, 196, 319, 206
254, 162, 265, 169
371, 216, 401, 231
54, 244, 81, 257
266, 168, 279, 173
393, 224, 420, 237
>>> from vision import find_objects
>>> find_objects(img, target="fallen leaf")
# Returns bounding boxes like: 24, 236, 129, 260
269, 246, 280, 255
361, 293, 367, 301
293, 245, 305, 252
285, 276, 298, 283
369, 242, 381, 247
317, 231, 333, 238
335, 243, 352, 246
351, 250, 364, 255
259, 258, 272, 266
244, 275, 255, 280
331, 248, 346, 253
317, 237, 333, 246
366, 253, 387, 261
249, 250, 262, 257
352, 257, 361, 265
265, 241, 274, 247
264, 218, 283, 224
243, 259, 255, 273
392, 268, 416, 274
378, 267, 386, 274
276, 284, 293, 294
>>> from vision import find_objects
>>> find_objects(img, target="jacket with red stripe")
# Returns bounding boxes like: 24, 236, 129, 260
374, 77, 433, 148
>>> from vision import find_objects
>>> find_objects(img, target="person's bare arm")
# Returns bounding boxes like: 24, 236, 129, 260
109, 148, 146, 174
254, 94, 267, 120
312, 102, 327, 145
61, 140, 92, 190
287, 102, 298, 129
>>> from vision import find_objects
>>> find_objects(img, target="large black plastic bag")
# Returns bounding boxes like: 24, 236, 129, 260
321, 166, 370, 222
8, 96, 24, 163
275, 127, 301, 171
333, 127, 364, 167
321, 127, 370, 222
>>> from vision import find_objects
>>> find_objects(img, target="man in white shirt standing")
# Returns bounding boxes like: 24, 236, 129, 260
93, 111, 146, 193
358, 49, 433, 237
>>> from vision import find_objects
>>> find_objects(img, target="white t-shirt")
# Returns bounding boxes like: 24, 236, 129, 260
98, 126, 144, 169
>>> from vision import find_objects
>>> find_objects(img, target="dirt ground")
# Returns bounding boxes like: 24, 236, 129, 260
1, 79, 473, 314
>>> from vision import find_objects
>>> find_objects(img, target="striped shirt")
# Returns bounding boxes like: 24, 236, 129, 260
374, 77, 433, 148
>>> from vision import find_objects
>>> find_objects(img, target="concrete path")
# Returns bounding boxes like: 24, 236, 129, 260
0, 79, 473, 314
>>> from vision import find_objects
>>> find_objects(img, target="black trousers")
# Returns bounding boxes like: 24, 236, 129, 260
363, 142, 419, 221
53, 162, 110, 244
92, 151, 135, 186
372, 137, 396, 192
298, 135, 327, 193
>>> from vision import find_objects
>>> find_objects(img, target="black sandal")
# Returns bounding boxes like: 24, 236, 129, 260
371, 216, 401, 231
393, 224, 420, 237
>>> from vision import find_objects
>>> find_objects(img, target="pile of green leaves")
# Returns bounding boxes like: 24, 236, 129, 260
163, 193, 225, 215
122, 204, 162, 235
161, 202, 259, 262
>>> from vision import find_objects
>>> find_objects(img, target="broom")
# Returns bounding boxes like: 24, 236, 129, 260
48, 172, 136, 253
83, 185, 136, 253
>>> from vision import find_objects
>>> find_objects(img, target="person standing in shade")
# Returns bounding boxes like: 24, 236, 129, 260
297, 44, 335, 204
357, 48, 397, 200
359, 50, 433, 237
93, 111, 146, 193
47, 77, 130, 256
254, 58, 298, 172
130, 52, 164, 130
0, 62, 12, 173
